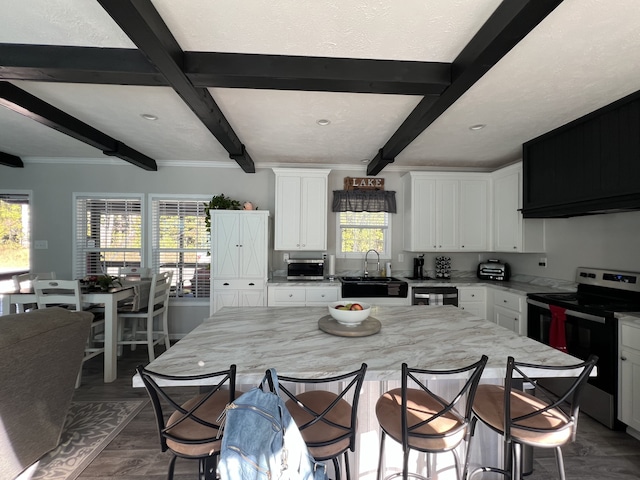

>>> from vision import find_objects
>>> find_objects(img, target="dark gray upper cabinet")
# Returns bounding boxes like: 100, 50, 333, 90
522, 91, 640, 218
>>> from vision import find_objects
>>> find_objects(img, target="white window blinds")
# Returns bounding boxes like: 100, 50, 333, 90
74, 195, 143, 278
151, 197, 210, 298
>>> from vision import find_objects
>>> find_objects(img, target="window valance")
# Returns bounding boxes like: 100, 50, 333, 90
332, 190, 397, 213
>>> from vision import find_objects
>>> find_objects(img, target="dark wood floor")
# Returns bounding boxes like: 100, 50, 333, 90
73, 347, 640, 480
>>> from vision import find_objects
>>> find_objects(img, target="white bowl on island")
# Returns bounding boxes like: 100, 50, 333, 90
328, 301, 371, 326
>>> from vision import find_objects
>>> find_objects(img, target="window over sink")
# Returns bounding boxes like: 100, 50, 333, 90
336, 211, 391, 259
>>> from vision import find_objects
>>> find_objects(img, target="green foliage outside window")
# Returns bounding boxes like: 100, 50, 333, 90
0, 199, 29, 269
339, 211, 387, 254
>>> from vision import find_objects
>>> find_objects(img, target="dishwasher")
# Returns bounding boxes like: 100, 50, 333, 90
412, 286, 458, 306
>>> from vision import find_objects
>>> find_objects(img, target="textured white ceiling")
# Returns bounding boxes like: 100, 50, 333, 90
2, 0, 640, 171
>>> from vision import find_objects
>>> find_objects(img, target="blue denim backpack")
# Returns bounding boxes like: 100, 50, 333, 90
218, 368, 328, 480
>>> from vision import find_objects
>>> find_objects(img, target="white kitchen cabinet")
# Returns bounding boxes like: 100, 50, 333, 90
403, 172, 489, 252
273, 168, 330, 251
619, 319, 640, 435
267, 285, 340, 306
458, 286, 487, 319
492, 163, 545, 253
492, 289, 526, 336
459, 179, 489, 251
210, 210, 269, 314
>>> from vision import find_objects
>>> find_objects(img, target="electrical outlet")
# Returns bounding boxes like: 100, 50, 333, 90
34, 240, 48, 250
398, 253, 405, 263
283, 253, 289, 262
538, 257, 547, 267
322, 253, 327, 260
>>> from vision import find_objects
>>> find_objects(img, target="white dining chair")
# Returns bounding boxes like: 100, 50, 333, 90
117, 271, 172, 362
33, 279, 105, 387
118, 266, 151, 279
11, 272, 56, 312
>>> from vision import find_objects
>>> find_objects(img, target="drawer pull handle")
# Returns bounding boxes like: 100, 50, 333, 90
504, 300, 508, 303
248, 283, 255, 286
223, 282, 229, 286
621, 356, 627, 361
289, 294, 293, 297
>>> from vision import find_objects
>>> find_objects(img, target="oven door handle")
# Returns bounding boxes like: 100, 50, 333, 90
526, 299, 607, 324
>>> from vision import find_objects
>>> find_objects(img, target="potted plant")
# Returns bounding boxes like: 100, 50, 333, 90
96, 275, 121, 291
204, 194, 242, 233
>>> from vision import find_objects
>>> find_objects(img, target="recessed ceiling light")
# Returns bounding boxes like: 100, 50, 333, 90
469, 124, 486, 131
141, 113, 158, 121
316, 119, 331, 126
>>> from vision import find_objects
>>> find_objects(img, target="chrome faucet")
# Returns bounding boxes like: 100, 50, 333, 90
364, 249, 380, 277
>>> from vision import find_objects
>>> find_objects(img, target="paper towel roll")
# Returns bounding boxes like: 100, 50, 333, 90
328, 254, 336, 276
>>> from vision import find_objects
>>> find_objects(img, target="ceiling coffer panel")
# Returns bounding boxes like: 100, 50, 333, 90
2, 0, 640, 173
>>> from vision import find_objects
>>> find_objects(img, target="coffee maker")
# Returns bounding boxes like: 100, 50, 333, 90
413, 255, 425, 279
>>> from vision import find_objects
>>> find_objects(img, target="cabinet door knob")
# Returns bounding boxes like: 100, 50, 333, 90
471, 294, 475, 298
514, 317, 518, 321
288, 294, 293, 297
461, 245, 465, 248
621, 356, 627, 361
513, 246, 517, 249
504, 300, 508, 303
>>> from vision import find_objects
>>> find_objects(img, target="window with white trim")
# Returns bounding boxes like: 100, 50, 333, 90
73, 194, 143, 279
151, 196, 210, 298
336, 211, 391, 259
0, 191, 31, 277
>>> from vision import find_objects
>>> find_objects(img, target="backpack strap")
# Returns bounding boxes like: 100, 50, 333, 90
264, 368, 280, 394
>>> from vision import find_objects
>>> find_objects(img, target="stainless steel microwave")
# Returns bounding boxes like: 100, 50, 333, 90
287, 259, 324, 280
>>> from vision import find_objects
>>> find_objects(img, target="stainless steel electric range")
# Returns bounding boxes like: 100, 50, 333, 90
527, 267, 640, 429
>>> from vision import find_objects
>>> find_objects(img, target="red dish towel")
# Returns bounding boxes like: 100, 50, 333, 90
549, 305, 568, 352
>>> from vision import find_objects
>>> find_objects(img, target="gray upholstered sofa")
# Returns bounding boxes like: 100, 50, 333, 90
0, 307, 92, 479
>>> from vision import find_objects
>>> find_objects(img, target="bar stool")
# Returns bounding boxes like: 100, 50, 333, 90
137, 364, 240, 480
468, 355, 598, 480
375, 356, 487, 480
268, 363, 368, 480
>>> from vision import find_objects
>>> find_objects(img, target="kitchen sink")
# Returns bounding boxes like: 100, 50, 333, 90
339, 276, 408, 298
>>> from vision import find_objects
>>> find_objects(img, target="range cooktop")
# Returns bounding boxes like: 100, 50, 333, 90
528, 267, 640, 316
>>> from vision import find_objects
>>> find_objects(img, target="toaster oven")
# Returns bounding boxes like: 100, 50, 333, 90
477, 260, 511, 281
287, 259, 325, 280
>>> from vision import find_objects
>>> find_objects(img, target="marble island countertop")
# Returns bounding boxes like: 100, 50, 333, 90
135, 305, 585, 386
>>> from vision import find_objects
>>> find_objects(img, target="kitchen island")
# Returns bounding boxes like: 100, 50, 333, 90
135, 305, 581, 384
135, 305, 585, 480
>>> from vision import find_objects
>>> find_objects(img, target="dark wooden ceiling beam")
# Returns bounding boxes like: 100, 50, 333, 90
0, 151, 23, 168
186, 52, 450, 95
97, 0, 255, 173
367, 0, 564, 175
0, 43, 450, 95
0, 81, 157, 170
0, 44, 166, 85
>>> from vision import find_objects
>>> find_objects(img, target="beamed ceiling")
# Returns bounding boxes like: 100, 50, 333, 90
1, 0, 640, 174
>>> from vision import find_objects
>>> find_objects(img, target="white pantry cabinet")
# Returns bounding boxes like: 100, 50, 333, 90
492, 163, 545, 252
273, 168, 330, 251
619, 319, 640, 434
210, 210, 269, 314
403, 172, 489, 252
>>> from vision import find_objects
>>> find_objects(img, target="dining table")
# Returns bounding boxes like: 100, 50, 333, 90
133, 305, 589, 480
0, 279, 152, 383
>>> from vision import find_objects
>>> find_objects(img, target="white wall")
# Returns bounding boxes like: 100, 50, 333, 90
2, 161, 640, 332
495, 210, 640, 281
